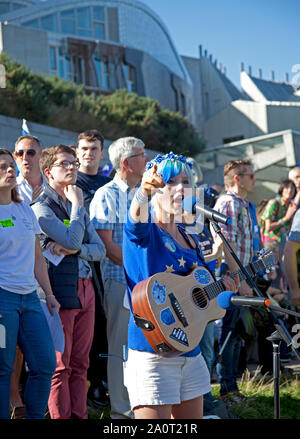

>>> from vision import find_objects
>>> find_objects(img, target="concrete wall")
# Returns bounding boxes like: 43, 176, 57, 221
267, 104, 300, 133
203, 101, 268, 148
0, 23, 49, 75
0, 114, 78, 151
0, 114, 159, 166
181, 56, 203, 135
240, 71, 268, 102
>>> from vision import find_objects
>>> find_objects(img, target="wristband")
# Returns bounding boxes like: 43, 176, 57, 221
134, 187, 150, 205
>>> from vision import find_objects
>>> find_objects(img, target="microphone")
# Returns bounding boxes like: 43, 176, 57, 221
217, 291, 271, 310
182, 196, 231, 225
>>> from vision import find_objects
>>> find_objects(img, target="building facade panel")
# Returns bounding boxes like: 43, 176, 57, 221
0, 0, 194, 123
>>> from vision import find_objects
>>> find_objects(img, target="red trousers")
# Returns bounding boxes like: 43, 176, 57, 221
48, 278, 95, 419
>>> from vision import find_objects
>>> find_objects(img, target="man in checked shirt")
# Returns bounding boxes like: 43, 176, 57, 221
214, 159, 256, 405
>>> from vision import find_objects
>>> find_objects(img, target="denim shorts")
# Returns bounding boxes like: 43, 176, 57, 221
123, 349, 211, 409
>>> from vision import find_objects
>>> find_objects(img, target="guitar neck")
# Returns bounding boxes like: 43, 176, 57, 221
204, 259, 259, 300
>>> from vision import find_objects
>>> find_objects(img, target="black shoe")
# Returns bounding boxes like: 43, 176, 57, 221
87, 382, 109, 409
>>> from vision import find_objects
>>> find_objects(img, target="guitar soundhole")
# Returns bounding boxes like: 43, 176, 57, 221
192, 287, 208, 309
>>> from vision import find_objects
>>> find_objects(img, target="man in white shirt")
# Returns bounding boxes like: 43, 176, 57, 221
14, 135, 47, 204
90, 137, 148, 419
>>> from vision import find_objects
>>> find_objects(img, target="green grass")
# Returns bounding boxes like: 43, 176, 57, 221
211, 367, 300, 419
86, 367, 300, 419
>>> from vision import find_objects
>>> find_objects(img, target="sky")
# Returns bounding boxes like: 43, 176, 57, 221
141, 0, 300, 90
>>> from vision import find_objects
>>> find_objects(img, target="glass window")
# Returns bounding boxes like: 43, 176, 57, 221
0, 3, 10, 14
73, 56, 85, 84
78, 29, 92, 37
59, 58, 64, 79
109, 62, 116, 90
49, 47, 56, 70
41, 14, 57, 32
122, 64, 135, 93
61, 9, 74, 19
77, 7, 91, 29
93, 6, 104, 21
61, 19, 75, 34
61, 9, 75, 34
23, 19, 39, 29
103, 59, 110, 90
122, 64, 129, 82
12, 3, 24, 10
94, 22, 105, 39
93, 55, 103, 88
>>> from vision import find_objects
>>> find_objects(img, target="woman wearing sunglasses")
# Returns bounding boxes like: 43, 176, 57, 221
0, 148, 59, 419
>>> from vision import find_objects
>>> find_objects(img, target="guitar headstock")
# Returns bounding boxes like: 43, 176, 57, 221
255, 248, 277, 274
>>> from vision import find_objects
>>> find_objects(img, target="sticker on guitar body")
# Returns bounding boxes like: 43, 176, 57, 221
151, 280, 167, 305
169, 328, 189, 346
160, 307, 176, 326
193, 268, 212, 285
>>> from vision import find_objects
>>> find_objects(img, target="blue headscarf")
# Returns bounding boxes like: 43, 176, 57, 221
146, 152, 194, 186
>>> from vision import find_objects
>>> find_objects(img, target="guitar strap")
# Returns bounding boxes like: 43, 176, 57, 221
177, 225, 216, 281
131, 225, 217, 333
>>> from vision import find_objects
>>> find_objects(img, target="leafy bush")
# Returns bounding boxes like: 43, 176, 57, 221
0, 52, 204, 155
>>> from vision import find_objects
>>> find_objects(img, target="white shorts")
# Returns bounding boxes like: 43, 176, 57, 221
123, 349, 211, 410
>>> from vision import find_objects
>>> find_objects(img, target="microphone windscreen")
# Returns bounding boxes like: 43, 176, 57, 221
217, 291, 238, 309
182, 196, 197, 214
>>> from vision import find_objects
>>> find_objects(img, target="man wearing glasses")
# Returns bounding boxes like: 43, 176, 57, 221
32, 144, 106, 419
90, 137, 148, 419
213, 159, 255, 406
14, 135, 47, 204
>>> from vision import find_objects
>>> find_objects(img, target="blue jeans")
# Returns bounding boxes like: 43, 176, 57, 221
218, 309, 242, 396
200, 322, 216, 402
200, 322, 215, 375
0, 288, 56, 419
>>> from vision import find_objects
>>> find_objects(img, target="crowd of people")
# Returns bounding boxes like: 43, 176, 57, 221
0, 128, 300, 420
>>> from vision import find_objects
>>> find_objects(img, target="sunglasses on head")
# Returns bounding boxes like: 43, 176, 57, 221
15, 149, 37, 158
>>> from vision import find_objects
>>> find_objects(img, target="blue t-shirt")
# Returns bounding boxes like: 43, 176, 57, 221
76, 171, 111, 211
123, 212, 215, 357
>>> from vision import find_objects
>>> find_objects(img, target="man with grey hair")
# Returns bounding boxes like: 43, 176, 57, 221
288, 167, 300, 195
90, 137, 148, 419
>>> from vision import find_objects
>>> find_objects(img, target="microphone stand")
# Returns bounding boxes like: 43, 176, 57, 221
210, 220, 300, 419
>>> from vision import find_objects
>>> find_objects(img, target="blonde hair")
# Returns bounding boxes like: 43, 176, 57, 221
224, 159, 253, 187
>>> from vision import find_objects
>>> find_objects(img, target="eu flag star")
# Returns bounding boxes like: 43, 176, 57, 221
178, 256, 186, 267
165, 264, 175, 273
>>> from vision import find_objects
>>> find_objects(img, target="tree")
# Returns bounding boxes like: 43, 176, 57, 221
0, 53, 205, 155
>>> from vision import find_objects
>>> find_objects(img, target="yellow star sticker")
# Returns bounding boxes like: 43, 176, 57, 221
178, 256, 186, 267
192, 262, 199, 269
165, 264, 175, 273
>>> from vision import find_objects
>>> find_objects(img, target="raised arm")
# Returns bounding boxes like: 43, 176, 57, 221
130, 164, 164, 223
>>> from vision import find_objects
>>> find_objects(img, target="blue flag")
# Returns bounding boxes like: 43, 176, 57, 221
22, 119, 30, 135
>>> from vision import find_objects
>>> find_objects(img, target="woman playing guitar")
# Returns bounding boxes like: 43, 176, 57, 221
123, 152, 238, 419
